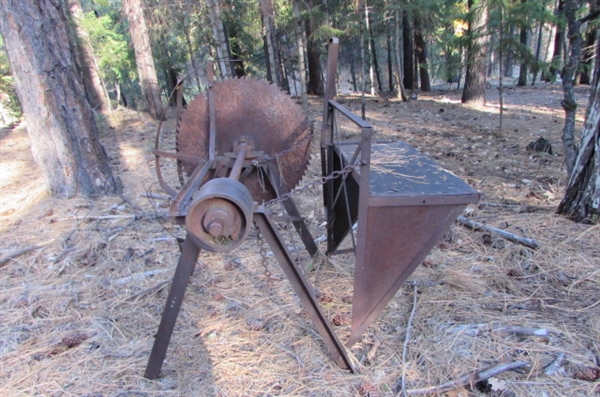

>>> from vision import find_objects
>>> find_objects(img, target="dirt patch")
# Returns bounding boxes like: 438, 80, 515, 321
0, 82, 598, 397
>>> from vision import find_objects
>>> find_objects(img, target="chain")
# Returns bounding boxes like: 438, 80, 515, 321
254, 223, 275, 286
262, 164, 358, 207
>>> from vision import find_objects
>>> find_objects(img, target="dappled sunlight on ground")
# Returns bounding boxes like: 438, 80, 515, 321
0, 124, 48, 230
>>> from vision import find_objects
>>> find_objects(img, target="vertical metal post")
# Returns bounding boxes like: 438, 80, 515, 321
321, 38, 340, 233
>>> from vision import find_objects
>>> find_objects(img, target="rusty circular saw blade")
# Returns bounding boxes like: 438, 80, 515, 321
177, 78, 312, 202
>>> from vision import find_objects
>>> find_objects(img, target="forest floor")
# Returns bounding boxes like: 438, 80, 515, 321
0, 80, 599, 397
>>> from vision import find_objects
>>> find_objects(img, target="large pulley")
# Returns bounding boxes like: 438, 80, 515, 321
185, 177, 253, 252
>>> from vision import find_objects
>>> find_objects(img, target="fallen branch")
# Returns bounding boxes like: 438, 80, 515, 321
55, 210, 168, 223
0, 245, 42, 266
125, 280, 170, 302
457, 215, 540, 249
142, 192, 171, 201
478, 202, 555, 213
398, 284, 419, 397
112, 268, 171, 286
405, 361, 529, 395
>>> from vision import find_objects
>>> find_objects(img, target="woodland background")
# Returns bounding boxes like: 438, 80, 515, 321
0, 0, 599, 396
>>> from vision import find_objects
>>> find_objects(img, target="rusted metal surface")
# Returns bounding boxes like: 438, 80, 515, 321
147, 70, 322, 379
176, 78, 312, 203
148, 38, 480, 378
145, 234, 200, 380
320, 40, 481, 349
185, 177, 253, 252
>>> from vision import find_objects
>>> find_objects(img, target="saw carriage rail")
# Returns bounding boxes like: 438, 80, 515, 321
145, 38, 480, 379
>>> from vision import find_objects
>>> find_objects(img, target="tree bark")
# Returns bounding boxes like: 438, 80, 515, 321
561, 0, 591, 175
205, 0, 232, 79
368, 10, 382, 93
305, 6, 324, 96
293, 1, 308, 109
531, 20, 544, 85
0, 0, 120, 197
387, 21, 394, 92
461, 0, 488, 105
549, 0, 565, 79
260, 0, 282, 87
123, 0, 163, 119
394, 9, 408, 101
66, 0, 111, 112
517, 22, 529, 86
402, 9, 414, 90
579, 4, 598, 85
414, 14, 431, 92
557, 39, 600, 222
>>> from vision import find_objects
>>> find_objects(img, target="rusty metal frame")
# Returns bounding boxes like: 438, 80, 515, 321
147, 40, 480, 378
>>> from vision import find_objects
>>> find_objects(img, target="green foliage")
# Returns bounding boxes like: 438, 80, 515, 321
222, 0, 264, 76
0, 34, 21, 126
80, 11, 133, 89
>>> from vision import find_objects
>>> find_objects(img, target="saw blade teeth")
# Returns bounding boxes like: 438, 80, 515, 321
171, 77, 312, 202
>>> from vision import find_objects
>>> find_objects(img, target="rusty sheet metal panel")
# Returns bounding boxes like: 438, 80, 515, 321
338, 141, 480, 346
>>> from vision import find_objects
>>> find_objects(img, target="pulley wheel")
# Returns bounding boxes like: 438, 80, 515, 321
186, 178, 253, 252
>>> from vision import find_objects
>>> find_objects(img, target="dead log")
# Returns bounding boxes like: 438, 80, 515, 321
457, 215, 540, 249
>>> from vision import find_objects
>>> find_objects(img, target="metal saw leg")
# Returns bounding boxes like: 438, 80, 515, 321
145, 234, 200, 379
253, 208, 354, 371
263, 162, 319, 257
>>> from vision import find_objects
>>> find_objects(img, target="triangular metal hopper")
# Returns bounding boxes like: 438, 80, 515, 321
344, 142, 479, 345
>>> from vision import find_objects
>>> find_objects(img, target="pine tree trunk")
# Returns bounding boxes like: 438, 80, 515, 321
394, 9, 408, 101
293, 1, 308, 109
305, 10, 324, 95
557, 41, 600, 222
387, 22, 394, 92
531, 21, 544, 85
66, 0, 111, 112
0, 0, 120, 197
260, 0, 282, 86
402, 9, 414, 90
461, 0, 488, 105
414, 14, 431, 92
517, 25, 529, 86
579, 19, 598, 85
205, 0, 231, 79
123, 0, 163, 119
349, 46, 358, 93
549, 0, 565, 79
559, 0, 600, 176
367, 10, 382, 93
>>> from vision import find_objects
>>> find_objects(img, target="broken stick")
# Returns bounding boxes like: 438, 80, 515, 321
404, 360, 529, 395
457, 215, 540, 249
